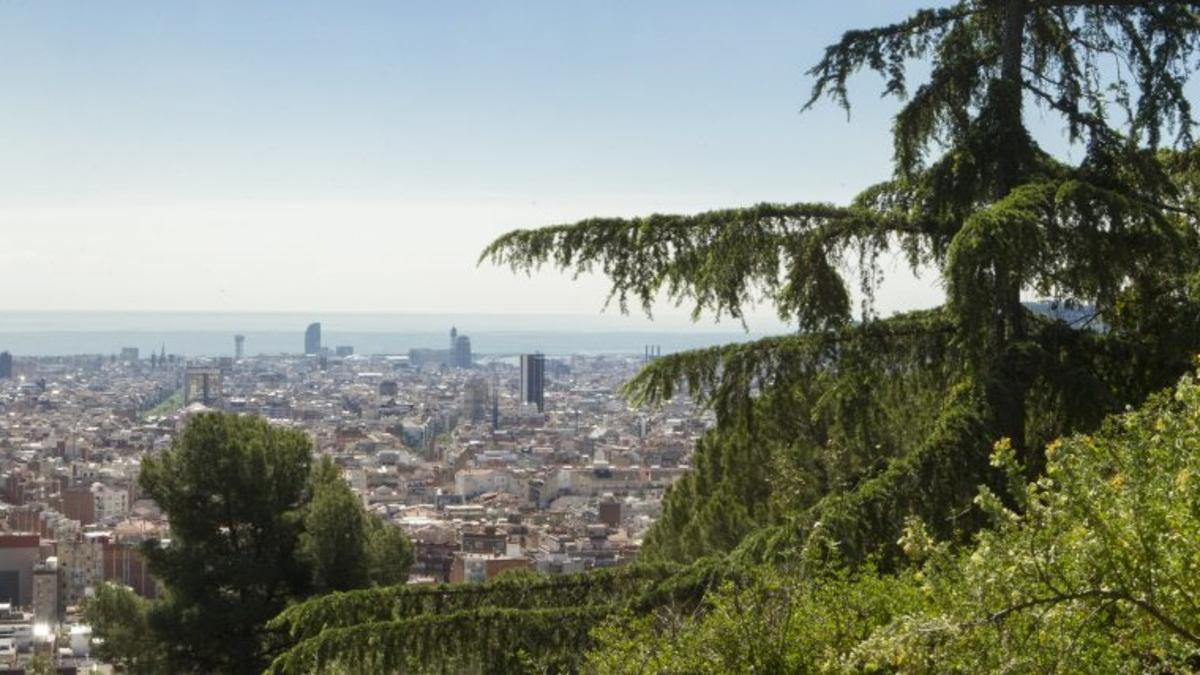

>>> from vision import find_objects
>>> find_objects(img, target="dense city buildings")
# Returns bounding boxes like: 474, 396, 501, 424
0, 333, 705, 664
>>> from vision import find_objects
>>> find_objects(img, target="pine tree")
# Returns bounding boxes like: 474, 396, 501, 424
117, 414, 415, 673
484, 0, 1200, 564
139, 413, 314, 673
268, 3, 1200, 671
364, 515, 415, 587
301, 457, 371, 593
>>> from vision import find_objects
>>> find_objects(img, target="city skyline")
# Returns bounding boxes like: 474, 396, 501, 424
0, 3, 1196, 671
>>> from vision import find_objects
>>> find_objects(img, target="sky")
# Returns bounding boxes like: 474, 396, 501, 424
0, 1, 953, 329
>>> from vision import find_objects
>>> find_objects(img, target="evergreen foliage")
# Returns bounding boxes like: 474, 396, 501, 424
301, 456, 415, 593
588, 367, 1200, 672
26, 655, 55, 675
83, 582, 166, 674
268, 2, 1200, 671
482, 0, 1200, 565
140, 413, 314, 674
87, 412, 413, 674
266, 560, 743, 673
363, 515, 416, 588
302, 457, 370, 592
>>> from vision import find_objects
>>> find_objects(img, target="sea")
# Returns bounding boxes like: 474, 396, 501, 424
0, 311, 774, 358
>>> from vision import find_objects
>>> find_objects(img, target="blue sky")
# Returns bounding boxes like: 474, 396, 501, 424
0, 1, 947, 324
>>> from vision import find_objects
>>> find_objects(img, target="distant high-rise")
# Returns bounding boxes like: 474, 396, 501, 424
234, 335, 245, 360
448, 327, 472, 368
491, 376, 501, 430
520, 354, 546, 413
304, 323, 321, 355
0, 351, 11, 379
453, 336, 472, 368
462, 377, 489, 423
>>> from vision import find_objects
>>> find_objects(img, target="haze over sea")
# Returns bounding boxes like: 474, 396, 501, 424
0, 311, 767, 358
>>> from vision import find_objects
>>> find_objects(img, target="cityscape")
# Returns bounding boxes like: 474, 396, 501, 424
0, 322, 705, 669
4, 0, 1200, 672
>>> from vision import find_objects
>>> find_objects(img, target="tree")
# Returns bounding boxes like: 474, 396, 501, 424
266, 562, 725, 673
139, 412, 314, 674
843, 368, 1200, 670
364, 515, 415, 587
589, 366, 1200, 672
301, 457, 369, 593
483, 0, 1200, 565
267, 3, 1200, 671
586, 564, 924, 674
301, 456, 414, 592
92, 413, 418, 673
83, 583, 165, 674
26, 655, 55, 675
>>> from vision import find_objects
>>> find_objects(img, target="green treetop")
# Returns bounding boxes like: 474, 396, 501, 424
588, 365, 1200, 672
140, 413, 313, 673
484, 0, 1200, 565
88, 412, 413, 674
265, 3, 1200, 672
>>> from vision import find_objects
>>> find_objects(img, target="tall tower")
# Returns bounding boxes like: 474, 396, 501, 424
0, 351, 12, 380
448, 327, 471, 368
491, 374, 501, 431
305, 323, 321, 355
234, 335, 245, 361
520, 354, 546, 413
453, 335, 472, 368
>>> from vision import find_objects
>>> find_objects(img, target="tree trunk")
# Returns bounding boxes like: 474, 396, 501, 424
992, 0, 1031, 465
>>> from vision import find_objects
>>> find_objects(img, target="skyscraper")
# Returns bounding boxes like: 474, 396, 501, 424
520, 354, 545, 413
304, 323, 321, 355
452, 335, 472, 368
448, 327, 472, 368
462, 377, 489, 423
0, 351, 11, 379
491, 375, 501, 430
234, 335, 245, 360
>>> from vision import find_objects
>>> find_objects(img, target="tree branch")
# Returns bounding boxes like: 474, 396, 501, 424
980, 588, 1200, 648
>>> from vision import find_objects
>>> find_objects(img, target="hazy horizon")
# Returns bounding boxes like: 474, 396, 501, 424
0, 1, 948, 321
0, 309, 772, 357
0, 308, 785, 332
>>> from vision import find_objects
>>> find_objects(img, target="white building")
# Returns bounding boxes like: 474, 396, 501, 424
455, 469, 527, 500
91, 483, 129, 523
